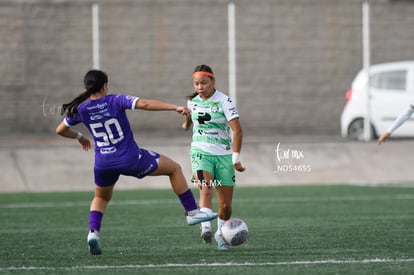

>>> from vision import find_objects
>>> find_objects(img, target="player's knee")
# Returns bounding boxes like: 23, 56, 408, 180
158, 155, 183, 176
220, 203, 232, 220
96, 192, 111, 202
171, 161, 183, 175
95, 187, 113, 202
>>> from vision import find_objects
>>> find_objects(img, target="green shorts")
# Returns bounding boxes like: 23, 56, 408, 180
190, 153, 236, 187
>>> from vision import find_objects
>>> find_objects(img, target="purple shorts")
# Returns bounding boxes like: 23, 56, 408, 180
94, 148, 160, 187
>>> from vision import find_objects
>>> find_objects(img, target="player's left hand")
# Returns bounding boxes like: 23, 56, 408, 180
78, 137, 91, 151
234, 162, 246, 172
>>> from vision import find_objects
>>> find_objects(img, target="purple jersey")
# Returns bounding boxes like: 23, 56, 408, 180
64, 94, 140, 169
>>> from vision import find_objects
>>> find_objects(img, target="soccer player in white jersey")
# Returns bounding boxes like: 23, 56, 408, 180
56, 70, 217, 255
182, 64, 246, 250
377, 99, 414, 144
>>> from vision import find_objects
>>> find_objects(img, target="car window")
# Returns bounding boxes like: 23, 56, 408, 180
370, 69, 407, 91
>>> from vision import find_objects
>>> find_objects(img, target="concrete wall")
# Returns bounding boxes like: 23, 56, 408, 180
2, 0, 414, 136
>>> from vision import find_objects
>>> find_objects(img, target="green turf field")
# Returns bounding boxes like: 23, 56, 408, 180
0, 185, 413, 274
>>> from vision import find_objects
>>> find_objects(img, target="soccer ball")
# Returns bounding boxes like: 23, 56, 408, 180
221, 218, 248, 246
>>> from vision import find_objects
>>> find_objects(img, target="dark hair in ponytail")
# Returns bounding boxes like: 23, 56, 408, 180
61, 70, 108, 118
187, 64, 215, 99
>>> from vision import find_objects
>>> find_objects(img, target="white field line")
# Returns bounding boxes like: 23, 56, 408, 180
1, 258, 414, 271
1, 194, 414, 209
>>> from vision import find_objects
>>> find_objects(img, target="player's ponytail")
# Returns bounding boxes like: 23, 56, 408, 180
187, 64, 215, 99
61, 70, 108, 118
61, 91, 90, 118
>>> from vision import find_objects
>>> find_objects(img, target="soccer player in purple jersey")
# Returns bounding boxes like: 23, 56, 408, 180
56, 70, 217, 255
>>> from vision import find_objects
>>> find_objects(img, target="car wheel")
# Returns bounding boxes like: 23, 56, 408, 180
348, 118, 376, 141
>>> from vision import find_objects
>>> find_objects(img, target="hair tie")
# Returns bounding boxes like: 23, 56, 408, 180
192, 71, 215, 78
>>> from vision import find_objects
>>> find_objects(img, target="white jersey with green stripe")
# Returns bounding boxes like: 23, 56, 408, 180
187, 90, 239, 155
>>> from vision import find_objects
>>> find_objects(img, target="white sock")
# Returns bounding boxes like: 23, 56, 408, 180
187, 209, 198, 216
217, 218, 225, 233
200, 207, 212, 230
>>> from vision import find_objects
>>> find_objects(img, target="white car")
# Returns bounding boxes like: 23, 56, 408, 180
340, 61, 414, 140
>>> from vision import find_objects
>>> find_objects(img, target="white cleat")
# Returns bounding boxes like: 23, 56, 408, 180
186, 210, 218, 226
215, 230, 230, 251
87, 230, 102, 255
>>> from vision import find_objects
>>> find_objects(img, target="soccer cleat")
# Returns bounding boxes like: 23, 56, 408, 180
186, 210, 218, 226
200, 228, 213, 244
217, 239, 230, 251
87, 230, 102, 255
215, 230, 230, 251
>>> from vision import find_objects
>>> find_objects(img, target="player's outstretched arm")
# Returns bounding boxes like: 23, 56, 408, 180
135, 99, 189, 115
379, 104, 414, 145
377, 132, 391, 145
